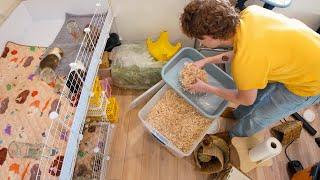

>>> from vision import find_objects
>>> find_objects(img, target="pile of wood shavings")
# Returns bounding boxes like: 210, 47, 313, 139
147, 89, 212, 153
179, 63, 208, 92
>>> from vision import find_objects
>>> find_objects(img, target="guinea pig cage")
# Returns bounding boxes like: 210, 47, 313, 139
0, 0, 115, 179
1, 0, 320, 180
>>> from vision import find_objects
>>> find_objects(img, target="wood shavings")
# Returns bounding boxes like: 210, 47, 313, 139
179, 63, 208, 92
147, 89, 212, 153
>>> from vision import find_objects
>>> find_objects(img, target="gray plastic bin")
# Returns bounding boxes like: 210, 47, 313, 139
161, 47, 235, 119
138, 84, 220, 158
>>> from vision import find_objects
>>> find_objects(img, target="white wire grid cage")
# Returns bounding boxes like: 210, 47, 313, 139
34, 0, 114, 179
73, 121, 115, 180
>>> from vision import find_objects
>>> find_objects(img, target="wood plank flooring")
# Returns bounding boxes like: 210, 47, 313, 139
107, 88, 320, 180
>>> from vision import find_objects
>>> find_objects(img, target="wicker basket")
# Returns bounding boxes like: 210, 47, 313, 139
194, 135, 230, 174
270, 121, 303, 145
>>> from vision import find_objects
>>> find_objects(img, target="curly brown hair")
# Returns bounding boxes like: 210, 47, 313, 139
180, 0, 239, 40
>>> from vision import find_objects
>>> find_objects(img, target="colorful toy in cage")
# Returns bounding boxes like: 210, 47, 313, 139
87, 95, 107, 118
87, 77, 108, 118
100, 77, 112, 98
89, 77, 103, 107
146, 31, 181, 61
66, 20, 82, 43
100, 51, 110, 69
106, 97, 119, 123
8, 141, 59, 160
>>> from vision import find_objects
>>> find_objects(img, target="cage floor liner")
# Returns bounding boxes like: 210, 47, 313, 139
0, 42, 75, 179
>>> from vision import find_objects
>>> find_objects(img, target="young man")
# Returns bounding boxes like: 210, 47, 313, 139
180, 0, 320, 137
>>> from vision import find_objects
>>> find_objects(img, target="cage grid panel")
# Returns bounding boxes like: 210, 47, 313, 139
73, 121, 115, 180
35, 0, 114, 179
99, 123, 115, 180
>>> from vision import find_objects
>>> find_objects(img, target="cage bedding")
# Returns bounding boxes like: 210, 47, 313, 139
0, 42, 75, 179
179, 63, 208, 92
147, 89, 212, 153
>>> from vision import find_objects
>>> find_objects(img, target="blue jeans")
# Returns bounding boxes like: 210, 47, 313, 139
229, 83, 320, 137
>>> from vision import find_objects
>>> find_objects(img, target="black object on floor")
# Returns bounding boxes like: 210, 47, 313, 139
235, 0, 247, 11
316, 27, 320, 34
105, 33, 121, 52
263, 3, 275, 10
310, 163, 320, 180
291, 112, 317, 136
285, 140, 304, 178
315, 137, 320, 148
287, 160, 304, 177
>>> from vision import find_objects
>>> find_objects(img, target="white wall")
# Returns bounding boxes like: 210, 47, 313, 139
23, 0, 108, 20
247, 0, 320, 29
111, 0, 320, 47
1, 0, 319, 48
110, 0, 193, 46
0, 0, 110, 50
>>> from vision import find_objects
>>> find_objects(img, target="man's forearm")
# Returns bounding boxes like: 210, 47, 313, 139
204, 51, 233, 64
207, 86, 252, 106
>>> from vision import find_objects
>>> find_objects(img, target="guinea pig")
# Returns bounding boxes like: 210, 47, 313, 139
40, 47, 63, 71
66, 61, 87, 96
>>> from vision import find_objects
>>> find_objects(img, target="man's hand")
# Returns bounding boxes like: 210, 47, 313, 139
187, 78, 258, 106
193, 58, 208, 69
186, 78, 213, 93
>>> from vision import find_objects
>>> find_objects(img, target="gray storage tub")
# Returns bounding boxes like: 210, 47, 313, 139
161, 47, 235, 119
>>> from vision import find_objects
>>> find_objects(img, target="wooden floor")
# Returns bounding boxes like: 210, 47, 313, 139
107, 88, 320, 180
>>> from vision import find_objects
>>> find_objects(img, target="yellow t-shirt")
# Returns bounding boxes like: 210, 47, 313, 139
231, 5, 320, 97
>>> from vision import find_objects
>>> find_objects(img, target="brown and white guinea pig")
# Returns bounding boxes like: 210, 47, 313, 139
40, 47, 63, 71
